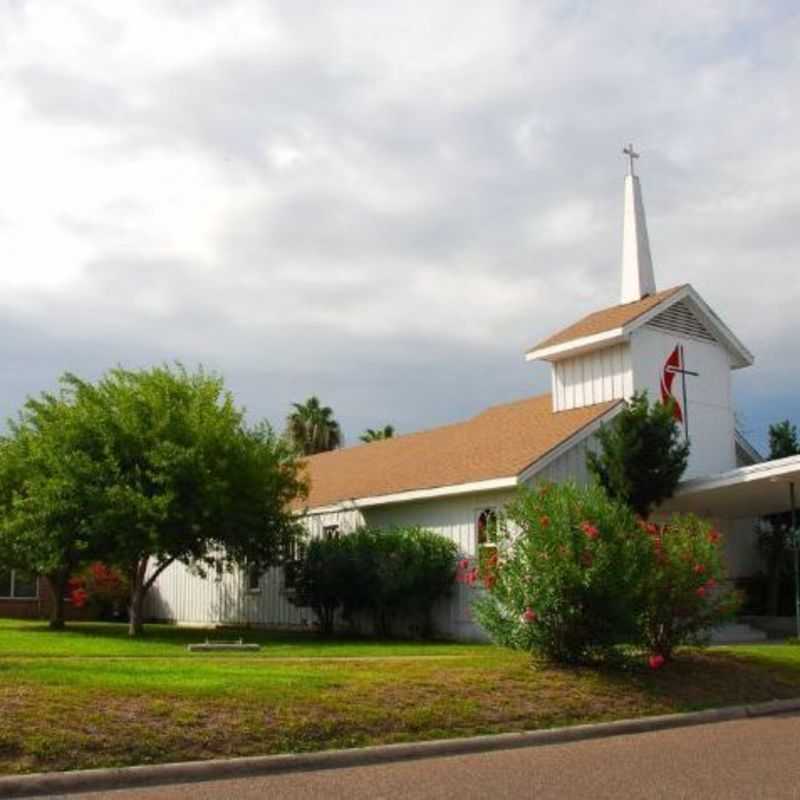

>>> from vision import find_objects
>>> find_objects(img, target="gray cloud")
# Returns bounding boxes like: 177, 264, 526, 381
0, 1, 798, 454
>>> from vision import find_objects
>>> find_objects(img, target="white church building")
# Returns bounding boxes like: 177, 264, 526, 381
146, 150, 800, 639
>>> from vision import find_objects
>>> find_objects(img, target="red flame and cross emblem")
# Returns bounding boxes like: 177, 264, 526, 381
660, 344, 699, 438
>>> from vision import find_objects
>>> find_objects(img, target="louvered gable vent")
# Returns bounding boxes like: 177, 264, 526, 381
646, 300, 717, 344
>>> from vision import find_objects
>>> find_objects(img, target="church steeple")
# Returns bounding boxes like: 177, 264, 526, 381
620, 144, 656, 304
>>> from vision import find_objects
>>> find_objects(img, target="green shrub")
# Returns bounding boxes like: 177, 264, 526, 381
285, 536, 363, 635
470, 483, 738, 666
287, 526, 458, 637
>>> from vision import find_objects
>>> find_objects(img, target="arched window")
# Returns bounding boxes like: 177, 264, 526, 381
476, 508, 498, 547
476, 508, 499, 572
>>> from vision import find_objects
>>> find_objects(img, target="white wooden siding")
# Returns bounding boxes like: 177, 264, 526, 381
552, 343, 632, 412
531, 436, 596, 487
145, 561, 310, 627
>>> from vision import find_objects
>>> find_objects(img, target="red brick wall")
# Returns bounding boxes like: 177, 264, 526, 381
0, 578, 97, 622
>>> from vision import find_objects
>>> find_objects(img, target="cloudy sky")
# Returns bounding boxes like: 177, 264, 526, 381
1, 1, 797, 452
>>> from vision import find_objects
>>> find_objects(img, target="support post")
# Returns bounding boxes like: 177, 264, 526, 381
791, 482, 799, 639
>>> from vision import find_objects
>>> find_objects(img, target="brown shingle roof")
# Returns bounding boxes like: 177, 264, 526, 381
528, 285, 686, 354
297, 394, 620, 509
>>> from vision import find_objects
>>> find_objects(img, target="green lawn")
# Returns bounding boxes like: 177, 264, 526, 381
2, 619, 800, 777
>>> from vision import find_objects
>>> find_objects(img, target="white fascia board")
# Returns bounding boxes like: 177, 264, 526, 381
673, 454, 800, 497
298, 476, 519, 516
525, 328, 626, 362
516, 401, 624, 484
621, 285, 754, 369
681, 288, 754, 368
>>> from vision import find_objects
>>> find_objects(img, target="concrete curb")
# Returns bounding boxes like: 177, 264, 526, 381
2, 697, 800, 798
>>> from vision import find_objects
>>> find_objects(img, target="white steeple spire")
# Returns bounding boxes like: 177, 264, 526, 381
620, 144, 656, 304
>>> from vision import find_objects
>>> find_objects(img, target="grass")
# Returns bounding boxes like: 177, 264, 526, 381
2, 619, 800, 776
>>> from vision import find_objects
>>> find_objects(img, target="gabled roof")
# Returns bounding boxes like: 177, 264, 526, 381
526, 283, 753, 369
297, 394, 620, 511
528, 285, 685, 356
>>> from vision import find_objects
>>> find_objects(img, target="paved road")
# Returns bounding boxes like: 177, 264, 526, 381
71, 713, 800, 799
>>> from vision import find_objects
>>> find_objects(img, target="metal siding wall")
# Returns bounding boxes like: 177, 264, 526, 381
145, 441, 601, 638
552, 343, 632, 412
630, 326, 736, 477
534, 437, 594, 488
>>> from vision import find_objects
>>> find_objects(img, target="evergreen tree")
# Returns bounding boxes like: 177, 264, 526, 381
587, 391, 689, 518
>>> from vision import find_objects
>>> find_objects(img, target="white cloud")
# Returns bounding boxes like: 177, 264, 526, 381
0, 1, 797, 448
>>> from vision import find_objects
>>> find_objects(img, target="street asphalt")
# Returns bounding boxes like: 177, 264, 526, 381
58, 712, 800, 799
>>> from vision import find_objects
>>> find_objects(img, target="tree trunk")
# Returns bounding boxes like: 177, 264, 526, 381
44, 569, 73, 630
127, 559, 149, 637
128, 585, 145, 636
45, 573, 68, 630
127, 557, 174, 636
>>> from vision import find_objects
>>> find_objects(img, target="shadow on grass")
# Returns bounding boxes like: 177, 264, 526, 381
0, 619, 490, 658
576, 648, 800, 712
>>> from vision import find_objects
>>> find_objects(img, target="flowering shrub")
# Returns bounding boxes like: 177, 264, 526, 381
639, 515, 737, 659
68, 563, 130, 618
471, 483, 652, 664
469, 483, 738, 666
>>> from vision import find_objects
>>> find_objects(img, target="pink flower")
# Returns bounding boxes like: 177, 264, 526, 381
580, 521, 599, 540
648, 654, 665, 670
638, 520, 660, 536
70, 588, 89, 609
708, 530, 721, 544
693, 564, 705, 575
521, 608, 538, 624
458, 559, 470, 570
696, 586, 706, 598
705, 578, 717, 591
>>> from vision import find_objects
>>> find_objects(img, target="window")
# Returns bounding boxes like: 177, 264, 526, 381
0, 570, 38, 600
323, 524, 340, 541
290, 538, 307, 561
246, 565, 261, 593
476, 508, 499, 571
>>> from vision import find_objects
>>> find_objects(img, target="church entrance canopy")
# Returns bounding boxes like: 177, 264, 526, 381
662, 455, 800, 518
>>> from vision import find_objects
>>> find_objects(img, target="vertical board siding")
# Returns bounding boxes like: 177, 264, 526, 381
552, 343, 632, 412
146, 444, 601, 640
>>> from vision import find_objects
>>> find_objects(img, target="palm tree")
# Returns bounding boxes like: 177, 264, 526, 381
360, 425, 395, 444
286, 396, 343, 455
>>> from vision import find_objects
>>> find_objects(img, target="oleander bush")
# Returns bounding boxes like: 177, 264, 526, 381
469, 483, 738, 666
639, 514, 738, 660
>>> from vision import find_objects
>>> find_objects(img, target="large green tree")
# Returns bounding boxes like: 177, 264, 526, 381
587, 391, 690, 518
286, 396, 343, 455
360, 425, 395, 443
0, 386, 111, 629
760, 419, 800, 615
80, 366, 307, 635
0, 367, 307, 636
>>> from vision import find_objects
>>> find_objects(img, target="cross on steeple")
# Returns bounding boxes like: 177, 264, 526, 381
623, 143, 639, 176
